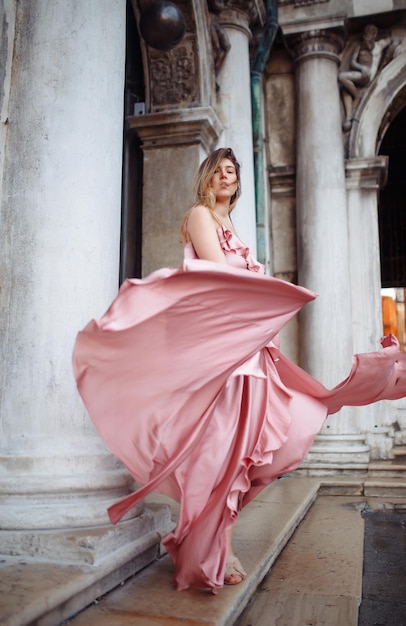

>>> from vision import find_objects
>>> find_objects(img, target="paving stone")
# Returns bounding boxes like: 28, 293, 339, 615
235, 496, 364, 626
359, 510, 406, 626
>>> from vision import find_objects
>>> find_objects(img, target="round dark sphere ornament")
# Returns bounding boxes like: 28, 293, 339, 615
139, 1, 186, 51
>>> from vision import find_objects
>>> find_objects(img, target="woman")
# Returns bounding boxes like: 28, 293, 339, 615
179, 147, 265, 585
73, 148, 406, 593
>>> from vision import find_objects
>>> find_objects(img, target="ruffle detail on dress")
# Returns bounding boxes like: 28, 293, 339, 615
218, 225, 265, 273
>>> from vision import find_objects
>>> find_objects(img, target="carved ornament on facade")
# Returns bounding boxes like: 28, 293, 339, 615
137, 0, 200, 111
149, 41, 198, 110
338, 25, 400, 133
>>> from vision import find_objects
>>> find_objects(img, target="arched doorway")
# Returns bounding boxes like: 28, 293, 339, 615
379, 106, 406, 350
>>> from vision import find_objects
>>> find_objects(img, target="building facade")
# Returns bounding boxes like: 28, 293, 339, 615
1, 0, 405, 617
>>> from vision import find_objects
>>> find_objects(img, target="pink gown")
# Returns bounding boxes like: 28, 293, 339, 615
72, 224, 406, 592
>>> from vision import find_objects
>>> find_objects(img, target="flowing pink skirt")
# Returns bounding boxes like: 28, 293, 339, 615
72, 260, 406, 592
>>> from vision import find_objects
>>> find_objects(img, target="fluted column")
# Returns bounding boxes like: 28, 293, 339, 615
0, 0, 170, 575
289, 28, 369, 470
216, 5, 257, 254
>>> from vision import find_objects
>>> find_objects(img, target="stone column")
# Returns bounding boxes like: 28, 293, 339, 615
346, 156, 394, 459
216, 6, 257, 255
0, 0, 170, 593
346, 157, 388, 354
288, 27, 369, 470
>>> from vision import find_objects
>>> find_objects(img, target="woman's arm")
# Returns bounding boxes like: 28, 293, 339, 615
187, 205, 227, 263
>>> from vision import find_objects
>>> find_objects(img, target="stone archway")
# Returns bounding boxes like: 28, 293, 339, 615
345, 51, 406, 352
348, 52, 406, 159
346, 51, 406, 352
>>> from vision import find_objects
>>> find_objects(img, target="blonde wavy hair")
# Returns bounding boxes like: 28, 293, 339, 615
180, 147, 241, 243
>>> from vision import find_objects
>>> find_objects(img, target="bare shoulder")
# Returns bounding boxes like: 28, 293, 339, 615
185, 204, 226, 262
189, 204, 212, 220
188, 205, 218, 229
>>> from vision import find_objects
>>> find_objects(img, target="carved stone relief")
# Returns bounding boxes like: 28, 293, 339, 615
338, 25, 400, 132
137, 0, 199, 111
140, 0, 267, 110
149, 41, 198, 110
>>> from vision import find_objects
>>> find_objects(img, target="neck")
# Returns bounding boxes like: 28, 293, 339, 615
212, 205, 235, 233
213, 201, 231, 217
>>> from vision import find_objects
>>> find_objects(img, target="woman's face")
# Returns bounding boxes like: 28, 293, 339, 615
209, 158, 238, 204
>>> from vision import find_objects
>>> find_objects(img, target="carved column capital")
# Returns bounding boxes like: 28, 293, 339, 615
268, 165, 296, 197
218, 6, 252, 39
222, 0, 266, 27
288, 29, 344, 65
345, 156, 388, 190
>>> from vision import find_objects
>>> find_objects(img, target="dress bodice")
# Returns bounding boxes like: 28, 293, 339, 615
183, 223, 264, 273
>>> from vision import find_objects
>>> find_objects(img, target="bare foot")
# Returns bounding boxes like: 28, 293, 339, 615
224, 555, 246, 585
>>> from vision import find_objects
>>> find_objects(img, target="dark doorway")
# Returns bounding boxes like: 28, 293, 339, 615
378, 107, 406, 289
120, 2, 145, 282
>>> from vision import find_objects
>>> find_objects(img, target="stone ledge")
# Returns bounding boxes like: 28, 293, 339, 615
364, 479, 406, 498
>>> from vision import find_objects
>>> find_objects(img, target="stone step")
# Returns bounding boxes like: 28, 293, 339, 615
368, 460, 406, 477
235, 495, 365, 626
297, 463, 369, 477
63, 477, 321, 626
364, 478, 406, 498
393, 445, 406, 459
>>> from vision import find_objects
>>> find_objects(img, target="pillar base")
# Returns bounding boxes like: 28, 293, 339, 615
298, 434, 370, 475
0, 452, 138, 530
0, 502, 172, 564
365, 427, 394, 460
0, 503, 173, 626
